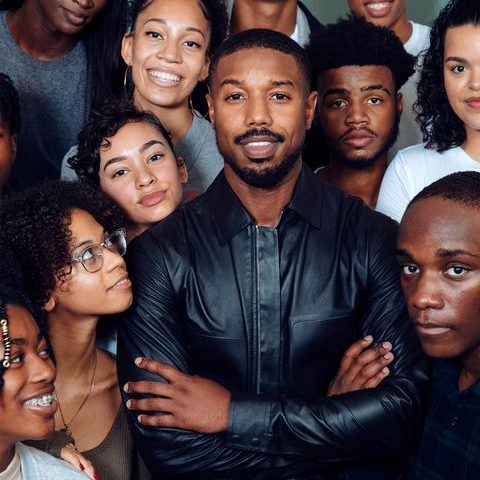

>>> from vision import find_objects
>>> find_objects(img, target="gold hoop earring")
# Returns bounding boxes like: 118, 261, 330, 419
124, 65, 133, 99
189, 81, 211, 120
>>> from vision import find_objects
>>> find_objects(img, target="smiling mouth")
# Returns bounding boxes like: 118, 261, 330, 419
23, 393, 56, 408
364, 1, 393, 16
239, 137, 280, 160
148, 70, 182, 84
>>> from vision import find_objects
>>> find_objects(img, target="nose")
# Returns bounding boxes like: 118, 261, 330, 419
136, 165, 157, 189
408, 273, 444, 312
30, 353, 56, 385
103, 247, 126, 273
345, 100, 369, 127
469, 67, 480, 92
245, 94, 273, 128
73, 0, 94, 8
157, 38, 181, 63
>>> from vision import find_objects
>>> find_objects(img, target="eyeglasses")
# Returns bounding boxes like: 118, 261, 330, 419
71, 229, 127, 273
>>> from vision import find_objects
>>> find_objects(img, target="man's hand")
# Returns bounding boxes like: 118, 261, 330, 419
124, 357, 231, 434
327, 336, 394, 396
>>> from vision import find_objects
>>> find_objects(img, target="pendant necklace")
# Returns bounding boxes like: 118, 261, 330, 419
56, 350, 98, 444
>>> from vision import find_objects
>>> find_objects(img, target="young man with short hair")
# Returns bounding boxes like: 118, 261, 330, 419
397, 170, 480, 479
308, 16, 415, 207
348, 0, 430, 157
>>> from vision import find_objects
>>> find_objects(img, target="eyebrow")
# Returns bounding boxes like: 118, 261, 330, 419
323, 84, 391, 100
361, 84, 391, 95
445, 56, 468, 64
395, 248, 413, 258
219, 79, 295, 88
10, 333, 44, 347
103, 140, 165, 172
73, 229, 108, 251
436, 248, 480, 258
143, 19, 205, 38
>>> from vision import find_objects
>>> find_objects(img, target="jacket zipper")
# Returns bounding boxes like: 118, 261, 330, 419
253, 225, 261, 394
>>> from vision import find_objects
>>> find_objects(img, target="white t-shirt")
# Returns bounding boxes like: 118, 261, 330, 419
389, 21, 431, 161
376, 143, 480, 222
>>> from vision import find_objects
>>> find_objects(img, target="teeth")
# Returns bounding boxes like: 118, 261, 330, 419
368, 2, 389, 10
23, 393, 56, 408
247, 142, 272, 147
149, 71, 181, 83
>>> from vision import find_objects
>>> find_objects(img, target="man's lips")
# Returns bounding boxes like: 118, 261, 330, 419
62, 7, 89, 26
139, 191, 167, 207
414, 322, 453, 337
364, 1, 394, 18
234, 129, 285, 160
341, 130, 375, 149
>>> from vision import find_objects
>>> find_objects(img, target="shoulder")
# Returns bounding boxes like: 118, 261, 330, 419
406, 22, 431, 55
17, 443, 87, 479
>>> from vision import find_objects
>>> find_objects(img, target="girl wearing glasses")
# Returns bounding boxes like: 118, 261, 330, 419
0, 281, 88, 479
0, 181, 149, 480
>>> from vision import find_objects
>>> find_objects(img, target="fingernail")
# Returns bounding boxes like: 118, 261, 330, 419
134, 357, 143, 366
123, 383, 130, 392
363, 335, 373, 342
126, 399, 132, 409
382, 367, 389, 374
79, 463, 84, 471
382, 342, 391, 350
384, 352, 393, 360
137, 414, 143, 423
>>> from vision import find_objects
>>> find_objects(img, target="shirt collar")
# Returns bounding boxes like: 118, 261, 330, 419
207, 165, 324, 244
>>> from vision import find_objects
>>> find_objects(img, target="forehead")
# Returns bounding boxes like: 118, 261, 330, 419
5, 304, 39, 343
102, 121, 167, 151
69, 208, 103, 241
212, 47, 307, 92
317, 65, 395, 93
444, 24, 480, 58
398, 197, 480, 252
136, 0, 209, 29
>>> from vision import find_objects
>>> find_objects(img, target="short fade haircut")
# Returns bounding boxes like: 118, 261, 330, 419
69, 99, 173, 185
307, 15, 416, 92
408, 171, 480, 211
0, 73, 20, 135
209, 28, 312, 88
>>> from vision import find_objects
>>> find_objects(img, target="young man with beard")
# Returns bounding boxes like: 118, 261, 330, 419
117, 29, 427, 480
308, 16, 415, 208
347, 0, 431, 158
396, 171, 480, 479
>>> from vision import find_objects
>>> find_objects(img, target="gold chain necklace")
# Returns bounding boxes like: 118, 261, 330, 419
56, 350, 98, 444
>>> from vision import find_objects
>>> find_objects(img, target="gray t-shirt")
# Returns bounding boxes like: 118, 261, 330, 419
175, 112, 223, 201
0, 11, 89, 191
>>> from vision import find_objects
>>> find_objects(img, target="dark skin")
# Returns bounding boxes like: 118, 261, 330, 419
125, 48, 395, 432
230, 0, 298, 38
397, 197, 480, 391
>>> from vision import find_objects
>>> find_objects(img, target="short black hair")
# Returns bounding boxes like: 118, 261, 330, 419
0, 73, 20, 135
307, 15, 415, 92
69, 100, 173, 185
209, 28, 312, 87
416, 0, 480, 152
127, 0, 228, 54
408, 171, 480, 211
0, 180, 123, 308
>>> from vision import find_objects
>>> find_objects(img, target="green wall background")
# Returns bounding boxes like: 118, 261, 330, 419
302, 0, 449, 26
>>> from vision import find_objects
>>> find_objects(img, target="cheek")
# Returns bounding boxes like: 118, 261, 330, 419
101, 180, 138, 218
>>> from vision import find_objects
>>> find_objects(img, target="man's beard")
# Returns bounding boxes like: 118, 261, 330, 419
332, 110, 400, 171
219, 128, 305, 189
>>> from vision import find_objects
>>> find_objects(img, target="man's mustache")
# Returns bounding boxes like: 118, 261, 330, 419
234, 128, 285, 144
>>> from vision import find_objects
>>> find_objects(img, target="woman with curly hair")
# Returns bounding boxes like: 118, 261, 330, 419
0, 281, 89, 479
113, 0, 228, 201
376, 0, 480, 222
0, 181, 150, 480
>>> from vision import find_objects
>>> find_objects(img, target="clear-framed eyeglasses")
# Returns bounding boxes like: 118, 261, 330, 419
71, 228, 127, 273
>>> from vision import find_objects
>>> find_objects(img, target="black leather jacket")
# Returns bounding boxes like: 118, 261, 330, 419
117, 166, 428, 480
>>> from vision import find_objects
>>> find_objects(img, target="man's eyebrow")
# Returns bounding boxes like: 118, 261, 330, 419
436, 248, 480, 258
219, 78, 243, 87
322, 87, 349, 100
143, 19, 205, 38
395, 248, 413, 258
360, 84, 392, 95
270, 80, 295, 88
219, 79, 295, 88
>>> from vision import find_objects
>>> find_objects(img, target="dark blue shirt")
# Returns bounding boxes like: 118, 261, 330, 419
409, 358, 480, 480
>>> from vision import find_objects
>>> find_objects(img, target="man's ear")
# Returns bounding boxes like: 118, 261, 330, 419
43, 296, 56, 313
10, 134, 17, 163
305, 91, 318, 130
176, 156, 188, 184
396, 92, 403, 116
206, 92, 215, 127
121, 34, 134, 67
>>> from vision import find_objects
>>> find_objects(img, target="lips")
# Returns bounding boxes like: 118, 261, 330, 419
148, 69, 182, 87
465, 97, 480, 109
139, 191, 167, 207
108, 274, 132, 291
239, 136, 280, 160
62, 7, 89, 27
342, 130, 375, 149
414, 322, 453, 337
22, 389, 57, 417
364, 1, 393, 18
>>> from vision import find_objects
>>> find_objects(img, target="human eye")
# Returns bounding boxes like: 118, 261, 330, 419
183, 39, 201, 49
450, 64, 465, 74
10, 351, 24, 366
328, 99, 347, 108
445, 265, 470, 278
367, 96, 383, 105
38, 341, 50, 359
147, 153, 164, 163
112, 168, 128, 179
271, 92, 290, 102
145, 30, 163, 40
225, 93, 245, 102
401, 264, 419, 276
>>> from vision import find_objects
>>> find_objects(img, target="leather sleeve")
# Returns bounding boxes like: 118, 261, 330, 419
226, 219, 429, 457
116, 222, 428, 477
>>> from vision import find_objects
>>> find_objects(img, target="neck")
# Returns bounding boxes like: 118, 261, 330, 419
224, 160, 302, 227
7, 7, 78, 60
47, 312, 98, 380
390, 13, 413, 45
133, 93, 193, 145
0, 444, 14, 473
230, 0, 298, 37
459, 348, 480, 391
318, 154, 388, 208
462, 129, 480, 162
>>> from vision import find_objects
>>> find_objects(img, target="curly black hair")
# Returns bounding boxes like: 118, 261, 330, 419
0, 181, 123, 309
307, 15, 416, 92
416, 0, 480, 152
409, 170, 480, 210
0, 72, 20, 135
126, 0, 228, 54
69, 99, 174, 185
